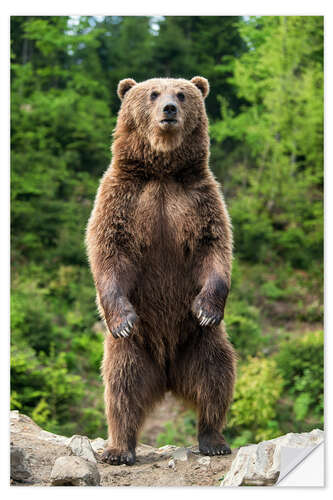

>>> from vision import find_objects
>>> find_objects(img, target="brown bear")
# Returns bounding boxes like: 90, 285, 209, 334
85, 76, 236, 466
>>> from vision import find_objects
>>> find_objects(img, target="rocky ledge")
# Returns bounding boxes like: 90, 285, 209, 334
10, 411, 235, 486
10, 411, 323, 487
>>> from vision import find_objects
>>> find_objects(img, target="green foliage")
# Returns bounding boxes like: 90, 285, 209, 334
228, 357, 284, 445
212, 16, 323, 268
156, 410, 197, 448
275, 331, 324, 425
11, 16, 323, 443
31, 398, 51, 428
225, 300, 263, 357
11, 341, 85, 434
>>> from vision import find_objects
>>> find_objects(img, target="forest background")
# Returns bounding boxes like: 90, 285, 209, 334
10, 15, 323, 448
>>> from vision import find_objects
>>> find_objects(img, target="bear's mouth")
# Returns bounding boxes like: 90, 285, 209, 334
160, 119, 177, 125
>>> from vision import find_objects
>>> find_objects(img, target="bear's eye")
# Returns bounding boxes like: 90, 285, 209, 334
177, 92, 185, 102
150, 91, 159, 101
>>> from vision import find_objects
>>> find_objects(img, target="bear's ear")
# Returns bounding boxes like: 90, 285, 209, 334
191, 76, 209, 99
117, 78, 137, 100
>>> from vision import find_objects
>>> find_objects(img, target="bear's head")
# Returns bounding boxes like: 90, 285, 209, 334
115, 77, 209, 154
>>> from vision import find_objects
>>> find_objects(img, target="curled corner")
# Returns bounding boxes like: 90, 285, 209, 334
276, 441, 324, 486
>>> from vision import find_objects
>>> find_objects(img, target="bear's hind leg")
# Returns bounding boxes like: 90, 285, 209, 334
102, 337, 165, 465
197, 334, 236, 456
171, 327, 236, 456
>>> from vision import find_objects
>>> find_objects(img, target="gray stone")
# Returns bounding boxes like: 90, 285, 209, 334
11, 410, 322, 487
50, 456, 100, 486
221, 429, 324, 487
172, 447, 191, 461
9, 410, 234, 486
157, 444, 177, 457
10, 445, 31, 482
68, 435, 97, 463
90, 437, 107, 453
38, 429, 70, 445
190, 447, 201, 455
10, 411, 40, 432
158, 444, 177, 452
197, 456, 211, 466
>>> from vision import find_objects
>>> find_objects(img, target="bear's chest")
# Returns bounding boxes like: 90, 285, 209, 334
133, 180, 201, 256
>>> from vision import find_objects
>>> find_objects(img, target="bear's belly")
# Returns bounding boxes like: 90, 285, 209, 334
134, 233, 199, 321
130, 181, 202, 347
130, 247, 199, 363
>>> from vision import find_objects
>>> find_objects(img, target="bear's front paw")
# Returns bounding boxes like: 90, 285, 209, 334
197, 307, 223, 327
110, 312, 137, 339
192, 298, 223, 327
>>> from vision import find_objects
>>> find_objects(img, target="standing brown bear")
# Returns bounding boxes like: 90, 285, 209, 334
86, 76, 236, 466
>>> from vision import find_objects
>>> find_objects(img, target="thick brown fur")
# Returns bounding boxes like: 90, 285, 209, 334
86, 77, 236, 465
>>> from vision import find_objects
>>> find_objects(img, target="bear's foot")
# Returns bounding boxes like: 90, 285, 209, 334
101, 447, 136, 466
198, 430, 231, 456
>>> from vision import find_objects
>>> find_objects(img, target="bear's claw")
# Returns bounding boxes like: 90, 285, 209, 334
111, 313, 137, 339
197, 309, 222, 327
192, 296, 224, 328
198, 431, 231, 457
199, 443, 231, 456
101, 447, 136, 466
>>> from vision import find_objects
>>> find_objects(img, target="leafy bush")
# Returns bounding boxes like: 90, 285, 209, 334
230, 197, 275, 263
225, 299, 264, 357
11, 277, 57, 354
156, 410, 197, 448
11, 341, 85, 435
228, 357, 284, 445
275, 330, 323, 425
213, 16, 323, 269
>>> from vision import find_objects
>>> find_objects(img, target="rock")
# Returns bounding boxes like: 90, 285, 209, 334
90, 437, 107, 453
10, 410, 40, 431
221, 429, 324, 486
158, 444, 177, 452
197, 456, 211, 466
270, 429, 323, 448
10, 445, 32, 482
172, 447, 191, 461
190, 447, 201, 455
68, 435, 97, 463
50, 456, 100, 486
10, 410, 322, 487
39, 429, 70, 445
10, 411, 70, 485
157, 444, 177, 458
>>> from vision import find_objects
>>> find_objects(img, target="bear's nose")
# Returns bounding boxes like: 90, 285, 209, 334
163, 102, 177, 117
